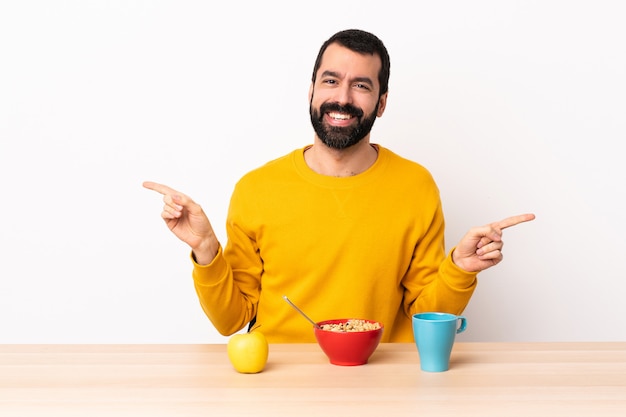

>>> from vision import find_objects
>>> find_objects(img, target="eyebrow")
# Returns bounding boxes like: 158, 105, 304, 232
320, 70, 374, 87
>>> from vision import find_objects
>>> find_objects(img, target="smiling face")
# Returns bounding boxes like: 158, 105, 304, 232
309, 43, 388, 150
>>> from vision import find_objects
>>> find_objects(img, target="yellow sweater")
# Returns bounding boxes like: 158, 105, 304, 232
192, 145, 477, 343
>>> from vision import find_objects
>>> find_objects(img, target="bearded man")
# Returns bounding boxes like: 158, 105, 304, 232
144, 29, 534, 343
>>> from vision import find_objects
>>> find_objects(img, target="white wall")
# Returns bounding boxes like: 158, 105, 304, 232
1, 0, 624, 343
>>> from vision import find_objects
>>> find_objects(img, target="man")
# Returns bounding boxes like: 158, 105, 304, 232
143, 29, 534, 343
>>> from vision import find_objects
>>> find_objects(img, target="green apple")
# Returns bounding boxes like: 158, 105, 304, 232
227, 330, 269, 374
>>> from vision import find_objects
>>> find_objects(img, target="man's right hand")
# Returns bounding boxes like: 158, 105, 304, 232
143, 181, 219, 265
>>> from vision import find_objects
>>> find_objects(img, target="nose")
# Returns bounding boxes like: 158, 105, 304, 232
334, 84, 354, 105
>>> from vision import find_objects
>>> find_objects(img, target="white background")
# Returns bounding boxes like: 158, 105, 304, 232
1, 0, 624, 343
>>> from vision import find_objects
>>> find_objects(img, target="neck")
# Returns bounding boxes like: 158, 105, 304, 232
304, 139, 379, 177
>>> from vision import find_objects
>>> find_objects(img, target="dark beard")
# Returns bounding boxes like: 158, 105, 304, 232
309, 101, 378, 150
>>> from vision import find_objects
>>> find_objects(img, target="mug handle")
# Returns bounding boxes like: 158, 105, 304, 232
456, 316, 467, 334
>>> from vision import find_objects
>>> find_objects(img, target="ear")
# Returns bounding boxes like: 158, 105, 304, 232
308, 83, 314, 103
376, 92, 388, 117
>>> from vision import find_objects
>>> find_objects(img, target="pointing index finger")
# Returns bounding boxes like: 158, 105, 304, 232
496, 213, 536, 230
142, 181, 178, 196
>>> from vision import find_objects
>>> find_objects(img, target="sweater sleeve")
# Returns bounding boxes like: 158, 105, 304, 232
402, 196, 478, 318
191, 242, 259, 336
189, 173, 267, 336
435, 248, 478, 313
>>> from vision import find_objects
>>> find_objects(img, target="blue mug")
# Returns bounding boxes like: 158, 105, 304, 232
412, 312, 467, 372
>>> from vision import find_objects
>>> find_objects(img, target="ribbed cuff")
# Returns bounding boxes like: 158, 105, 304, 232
440, 247, 478, 290
190, 244, 228, 286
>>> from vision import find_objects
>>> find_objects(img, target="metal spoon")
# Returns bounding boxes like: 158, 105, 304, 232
282, 295, 321, 329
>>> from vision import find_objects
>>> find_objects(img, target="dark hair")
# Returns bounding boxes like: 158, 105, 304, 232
311, 29, 391, 97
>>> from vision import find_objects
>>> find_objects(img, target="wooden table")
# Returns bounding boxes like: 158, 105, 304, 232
1, 342, 625, 416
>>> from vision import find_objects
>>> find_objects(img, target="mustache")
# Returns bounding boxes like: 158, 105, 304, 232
319, 102, 364, 119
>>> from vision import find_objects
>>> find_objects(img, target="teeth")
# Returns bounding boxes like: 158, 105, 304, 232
329, 112, 351, 120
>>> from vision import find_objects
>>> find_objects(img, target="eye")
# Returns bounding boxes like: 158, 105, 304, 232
354, 82, 371, 91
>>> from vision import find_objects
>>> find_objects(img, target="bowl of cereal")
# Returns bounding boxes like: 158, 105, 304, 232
314, 318, 384, 366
